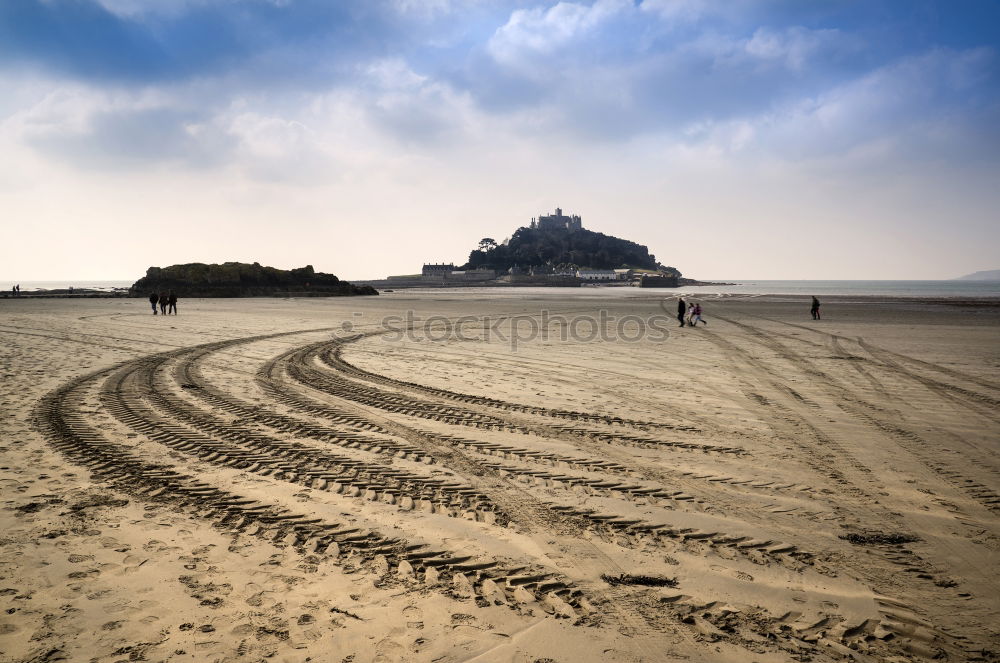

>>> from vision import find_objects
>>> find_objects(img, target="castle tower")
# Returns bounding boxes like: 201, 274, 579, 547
536, 208, 582, 231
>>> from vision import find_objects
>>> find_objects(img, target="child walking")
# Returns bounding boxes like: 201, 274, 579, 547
690, 303, 707, 326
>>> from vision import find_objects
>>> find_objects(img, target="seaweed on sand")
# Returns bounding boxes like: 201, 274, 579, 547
839, 532, 920, 545
601, 573, 678, 587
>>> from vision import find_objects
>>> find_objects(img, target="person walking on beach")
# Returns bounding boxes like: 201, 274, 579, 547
168, 290, 177, 315
149, 292, 158, 314
691, 303, 707, 326
158, 292, 168, 315
686, 300, 697, 326
677, 297, 686, 327
811, 296, 821, 320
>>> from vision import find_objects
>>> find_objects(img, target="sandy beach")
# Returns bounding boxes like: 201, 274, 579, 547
1, 291, 998, 663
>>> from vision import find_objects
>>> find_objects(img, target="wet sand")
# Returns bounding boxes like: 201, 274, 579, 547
1, 292, 998, 663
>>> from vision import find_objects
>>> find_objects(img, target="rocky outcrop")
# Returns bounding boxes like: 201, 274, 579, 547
130, 262, 378, 297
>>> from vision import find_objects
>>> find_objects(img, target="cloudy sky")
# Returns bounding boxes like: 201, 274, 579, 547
2, 0, 998, 281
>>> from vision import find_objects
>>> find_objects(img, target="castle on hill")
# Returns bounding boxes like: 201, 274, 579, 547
530, 207, 582, 232
356, 205, 681, 289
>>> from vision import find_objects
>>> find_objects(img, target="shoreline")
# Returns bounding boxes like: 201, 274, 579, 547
6, 278, 1000, 300
5, 289, 1000, 305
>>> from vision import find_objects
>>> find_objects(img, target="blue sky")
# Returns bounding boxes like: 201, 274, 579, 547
2, 0, 999, 280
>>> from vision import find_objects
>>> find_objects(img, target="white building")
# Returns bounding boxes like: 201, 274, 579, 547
613, 268, 633, 281
576, 269, 617, 281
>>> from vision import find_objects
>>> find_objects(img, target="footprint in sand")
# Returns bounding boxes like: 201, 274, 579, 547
230, 623, 255, 637
709, 564, 754, 582
67, 568, 100, 580
104, 601, 143, 616
402, 605, 424, 630
142, 540, 166, 553
289, 613, 324, 646
245, 591, 275, 608
409, 636, 429, 654
373, 636, 406, 663
598, 648, 646, 662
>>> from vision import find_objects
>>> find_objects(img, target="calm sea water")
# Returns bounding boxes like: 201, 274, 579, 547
3, 280, 132, 292
5, 279, 1000, 298
673, 279, 1000, 298
391, 280, 1000, 299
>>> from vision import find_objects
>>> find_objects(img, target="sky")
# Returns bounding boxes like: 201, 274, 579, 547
1, 0, 999, 281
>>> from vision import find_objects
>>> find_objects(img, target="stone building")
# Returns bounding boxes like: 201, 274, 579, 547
576, 269, 617, 281
422, 263, 455, 277
530, 208, 582, 232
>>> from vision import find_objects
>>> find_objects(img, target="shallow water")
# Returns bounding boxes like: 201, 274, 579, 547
386, 279, 1000, 299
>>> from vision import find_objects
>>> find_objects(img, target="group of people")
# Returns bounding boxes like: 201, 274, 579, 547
674, 295, 821, 326
150, 291, 178, 315
676, 298, 706, 327
10, 284, 20, 297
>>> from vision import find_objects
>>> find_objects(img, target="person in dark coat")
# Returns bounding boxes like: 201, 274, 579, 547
158, 292, 168, 315
677, 297, 686, 327
168, 290, 178, 315
810, 296, 821, 320
149, 292, 158, 314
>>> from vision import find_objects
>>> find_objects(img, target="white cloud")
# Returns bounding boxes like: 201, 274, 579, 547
638, 0, 712, 23
744, 26, 842, 71
779, 47, 996, 154
364, 58, 428, 90
388, 0, 479, 18
680, 25, 847, 73
229, 112, 320, 171
488, 0, 630, 65
660, 46, 999, 170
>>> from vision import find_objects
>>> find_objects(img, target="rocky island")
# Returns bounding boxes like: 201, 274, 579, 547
130, 262, 378, 297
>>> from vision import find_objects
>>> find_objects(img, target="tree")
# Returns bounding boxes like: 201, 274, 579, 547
478, 237, 498, 252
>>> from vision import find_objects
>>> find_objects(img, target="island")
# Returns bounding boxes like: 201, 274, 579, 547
129, 262, 378, 297
357, 208, 688, 288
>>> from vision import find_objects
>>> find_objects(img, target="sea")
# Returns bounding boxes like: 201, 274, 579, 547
4, 279, 1000, 298
3, 280, 133, 293
390, 280, 1000, 299
671, 279, 1000, 298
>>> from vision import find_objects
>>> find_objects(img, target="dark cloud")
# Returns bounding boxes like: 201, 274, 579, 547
0, 0, 172, 80
0, 0, 409, 84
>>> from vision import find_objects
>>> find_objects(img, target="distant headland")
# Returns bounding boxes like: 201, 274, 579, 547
955, 269, 1000, 281
130, 262, 378, 297
357, 208, 693, 289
